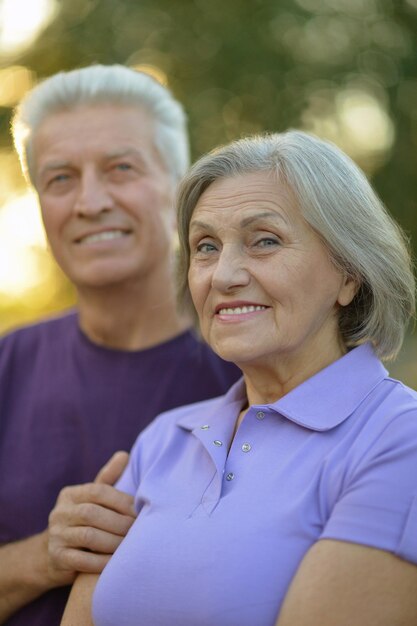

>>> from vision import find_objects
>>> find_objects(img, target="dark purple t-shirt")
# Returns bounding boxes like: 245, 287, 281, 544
0, 311, 240, 626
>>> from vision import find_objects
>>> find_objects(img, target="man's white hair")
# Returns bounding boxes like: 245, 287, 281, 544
12, 64, 189, 184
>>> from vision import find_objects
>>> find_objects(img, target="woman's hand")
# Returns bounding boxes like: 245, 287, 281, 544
60, 573, 98, 625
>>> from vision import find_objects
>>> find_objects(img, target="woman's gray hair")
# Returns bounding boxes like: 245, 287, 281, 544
177, 130, 415, 361
12, 64, 189, 184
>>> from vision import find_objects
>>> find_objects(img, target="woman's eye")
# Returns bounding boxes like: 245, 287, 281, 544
256, 237, 279, 248
114, 162, 132, 171
196, 242, 217, 253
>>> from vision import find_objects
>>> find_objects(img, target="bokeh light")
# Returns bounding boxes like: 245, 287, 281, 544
301, 84, 394, 171
130, 63, 168, 86
0, 0, 58, 56
0, 191, 46, 295
0, 65, 35, 107
0, 0, 415, 383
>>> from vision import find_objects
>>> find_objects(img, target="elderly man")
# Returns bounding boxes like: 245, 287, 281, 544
0, 65, 239, 626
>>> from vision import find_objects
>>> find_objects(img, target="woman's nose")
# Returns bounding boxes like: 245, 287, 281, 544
211, 246, 250, 292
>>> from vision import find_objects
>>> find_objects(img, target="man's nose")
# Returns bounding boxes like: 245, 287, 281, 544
74, 171, 114, 217
211, 245, 250, 292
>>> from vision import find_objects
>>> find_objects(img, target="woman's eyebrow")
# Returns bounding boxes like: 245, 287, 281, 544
189, 219, 213, 232
240, 210, 288, 227
189, 210, 289, 233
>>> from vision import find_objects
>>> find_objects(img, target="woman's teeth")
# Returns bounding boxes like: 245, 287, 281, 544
218, 305, 266, 315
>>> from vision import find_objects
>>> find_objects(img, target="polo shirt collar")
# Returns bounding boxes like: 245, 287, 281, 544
177, 343, 387, 433
265, 342, 387, 431
176, 378, 246, 432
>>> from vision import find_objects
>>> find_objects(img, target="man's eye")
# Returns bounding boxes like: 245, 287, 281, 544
48, 173, 70, 186
115, 163, 132, 171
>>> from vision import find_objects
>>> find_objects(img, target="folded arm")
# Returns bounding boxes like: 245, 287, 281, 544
60, 574, 98, 626
276, 539, 417, 626
0, 531, 67, 623
0, 452, 135, 623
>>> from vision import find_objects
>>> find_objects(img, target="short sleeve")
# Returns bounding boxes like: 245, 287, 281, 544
114, 434, 142, 496
321, 411, 417, 564
114, 409, 177, 498
114, 416, 161, 496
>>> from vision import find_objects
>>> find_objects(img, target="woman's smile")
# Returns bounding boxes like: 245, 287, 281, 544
188, 171, 356, 376
215, 301, 269, 321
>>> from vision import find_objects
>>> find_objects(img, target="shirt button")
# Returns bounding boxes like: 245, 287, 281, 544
241, 443, 251, 453
213, 440, 223, 447
200, 424, 210, 430
225, 472, 235, 481
256, 411, 265, 420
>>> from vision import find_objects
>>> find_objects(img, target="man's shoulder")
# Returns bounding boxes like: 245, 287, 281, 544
174, 330, 238, 371
165, 330, 241, 395
0, 310, 78, 354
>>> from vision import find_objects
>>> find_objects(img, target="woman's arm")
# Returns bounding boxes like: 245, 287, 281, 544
276, 539, 417, 626
60, 574, 98, 625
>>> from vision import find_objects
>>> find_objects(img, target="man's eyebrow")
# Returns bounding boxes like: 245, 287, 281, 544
38, 161, 71, 177
105, 148, 147, 160
38, 149, 149, 178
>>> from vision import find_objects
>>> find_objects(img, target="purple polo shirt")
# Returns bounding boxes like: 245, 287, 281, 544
92, 343, 417, 626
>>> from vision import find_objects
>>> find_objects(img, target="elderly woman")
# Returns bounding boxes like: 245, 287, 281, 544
62, 130, 417, 626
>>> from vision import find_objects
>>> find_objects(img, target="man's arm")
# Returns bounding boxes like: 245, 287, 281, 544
0, 452, 136, 623
0, 531, 72, 623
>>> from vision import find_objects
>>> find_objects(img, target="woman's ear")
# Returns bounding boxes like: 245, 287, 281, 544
337, 275, 359, 307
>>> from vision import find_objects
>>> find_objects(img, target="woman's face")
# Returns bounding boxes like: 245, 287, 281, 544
188, 171, 357, 373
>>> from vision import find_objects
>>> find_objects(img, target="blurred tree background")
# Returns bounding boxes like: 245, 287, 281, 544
0, 0, 416, 382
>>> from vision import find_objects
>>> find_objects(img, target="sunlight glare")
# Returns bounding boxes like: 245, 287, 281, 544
0, 66, 34, 107
0, 192, 47, 295
131, 64, 168, 86
0, 0, 58, 55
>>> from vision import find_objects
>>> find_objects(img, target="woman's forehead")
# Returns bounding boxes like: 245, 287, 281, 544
191, 171, 298, 223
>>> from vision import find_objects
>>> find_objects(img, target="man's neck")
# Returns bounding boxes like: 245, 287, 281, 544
76, 277, 192, 351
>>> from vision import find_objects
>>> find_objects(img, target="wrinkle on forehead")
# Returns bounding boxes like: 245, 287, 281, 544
32, 104, 165, 176
191, 171, 299, 228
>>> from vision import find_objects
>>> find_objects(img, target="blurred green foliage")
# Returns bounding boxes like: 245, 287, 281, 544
0, 0, 416, 381
5, 0, 416, 229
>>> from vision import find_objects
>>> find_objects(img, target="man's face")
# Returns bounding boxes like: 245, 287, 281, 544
33, 104, 176, 290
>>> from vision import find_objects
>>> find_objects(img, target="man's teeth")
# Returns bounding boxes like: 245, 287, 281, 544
80, 230, 126, 244
218, 305, 266, 315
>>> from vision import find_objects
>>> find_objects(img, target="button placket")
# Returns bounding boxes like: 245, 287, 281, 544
193, 424, 228, 489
